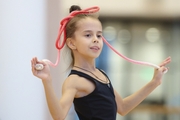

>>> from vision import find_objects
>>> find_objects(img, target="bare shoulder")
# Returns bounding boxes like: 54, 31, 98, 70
62, 74, 80, 92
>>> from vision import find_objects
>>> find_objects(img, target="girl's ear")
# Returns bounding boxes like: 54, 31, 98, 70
66, 38, 76, 50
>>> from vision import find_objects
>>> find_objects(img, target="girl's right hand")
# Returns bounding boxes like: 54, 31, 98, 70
31, 57, 51, 81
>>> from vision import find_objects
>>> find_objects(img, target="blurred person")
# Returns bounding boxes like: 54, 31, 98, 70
31, 5, 171, 120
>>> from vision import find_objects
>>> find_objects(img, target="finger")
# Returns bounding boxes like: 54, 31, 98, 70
162, 57, 171, 63
161, 56, 171, 63
33, 58, 37, 67
163, 69, 168, 74
164, 66, 169, 73
34, 57, 38, 64
159, 57, 171, 67
165, 56, 171, 60
158, 66, 168, 73
31, 58, 37, 74
31, 57, 40, 73
34, 57, 47, 66
31, 58, 36, 68
160, 60, 171, 67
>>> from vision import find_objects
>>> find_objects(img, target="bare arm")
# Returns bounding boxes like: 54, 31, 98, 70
115, 57, 171, 116
42, 78, 77, 120
31, 57, 77, 120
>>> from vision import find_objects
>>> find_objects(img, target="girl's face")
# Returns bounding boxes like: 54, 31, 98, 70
72, 17, 103, 59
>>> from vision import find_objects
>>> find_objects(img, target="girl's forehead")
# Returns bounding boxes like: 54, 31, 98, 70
76, 17, 102, 31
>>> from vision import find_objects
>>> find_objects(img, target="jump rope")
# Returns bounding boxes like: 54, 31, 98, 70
35, 6, 166, 73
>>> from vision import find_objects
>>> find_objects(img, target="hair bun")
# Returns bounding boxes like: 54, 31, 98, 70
69, 5, 81, 13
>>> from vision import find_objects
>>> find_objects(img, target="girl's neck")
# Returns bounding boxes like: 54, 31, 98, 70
73, 60, 96, 71
73, 63, 96, 71
73, 56, 96, 71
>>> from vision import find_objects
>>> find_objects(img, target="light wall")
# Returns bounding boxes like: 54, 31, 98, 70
0, 0, 68, 120
61, 0, 180, 19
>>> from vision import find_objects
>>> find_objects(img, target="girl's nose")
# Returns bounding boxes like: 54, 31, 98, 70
93, 36, 99, 43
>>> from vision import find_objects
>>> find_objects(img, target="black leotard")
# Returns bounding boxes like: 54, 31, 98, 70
69, 69, 117, 120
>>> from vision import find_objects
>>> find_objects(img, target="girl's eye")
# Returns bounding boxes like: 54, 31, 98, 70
85, 34, 91, 37
97, 35, 102, 38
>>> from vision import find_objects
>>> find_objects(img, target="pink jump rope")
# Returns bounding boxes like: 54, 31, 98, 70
35, 6, 166, 73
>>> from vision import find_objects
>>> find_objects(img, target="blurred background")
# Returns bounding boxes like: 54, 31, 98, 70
0, 0, 180, 120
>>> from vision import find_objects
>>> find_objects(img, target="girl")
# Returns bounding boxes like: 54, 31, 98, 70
31, 5, 171, 120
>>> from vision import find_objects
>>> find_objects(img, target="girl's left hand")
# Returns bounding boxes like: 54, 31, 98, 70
152, 57, 171, 85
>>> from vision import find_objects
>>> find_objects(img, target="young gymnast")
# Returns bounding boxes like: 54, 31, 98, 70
31, 5, 171, 120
